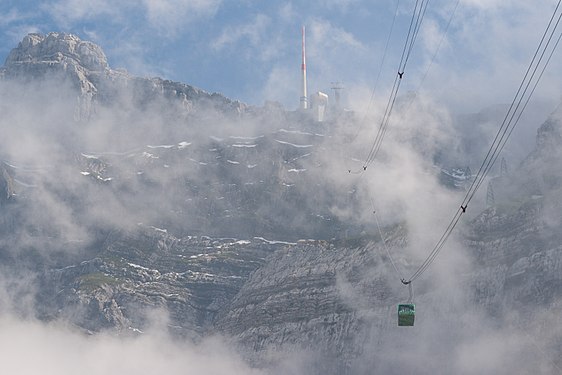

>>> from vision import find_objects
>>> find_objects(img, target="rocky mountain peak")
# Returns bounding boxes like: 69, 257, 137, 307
518, 106, 562, 170
535, 109, 562, 153
5, 32, 108, 72
1, 32, 246, 121
1, 32, 106, 121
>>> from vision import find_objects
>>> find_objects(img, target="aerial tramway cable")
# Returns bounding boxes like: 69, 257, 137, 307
347, 0, 401, 145
403, 0, 461, 115
468, 7, 562, 204
403, 0, 562, 283
369, 195, 404, 279
354, 0, 431, 174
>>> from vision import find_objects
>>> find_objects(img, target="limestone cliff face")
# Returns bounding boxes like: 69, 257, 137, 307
5, 33, 108, 72
0, 165, 15, 204
36, 228, 280, 338
3, 33, 105, 119
533, 112, 562, 156
215, 229, 407, 372
212, 111, 562, 372
466, 109, 562, 315
2, 32, 247, 120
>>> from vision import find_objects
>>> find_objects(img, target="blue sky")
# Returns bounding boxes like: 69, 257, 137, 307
1, 0, 561, 113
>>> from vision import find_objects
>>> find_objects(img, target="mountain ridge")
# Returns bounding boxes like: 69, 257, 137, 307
1, 32, 248, 121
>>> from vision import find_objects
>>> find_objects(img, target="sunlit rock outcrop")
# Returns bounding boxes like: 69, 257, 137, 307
2, 32, 246, 121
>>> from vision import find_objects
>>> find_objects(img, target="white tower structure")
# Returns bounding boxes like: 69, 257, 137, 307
300, 26, 308, 110
310, 92, 329, 122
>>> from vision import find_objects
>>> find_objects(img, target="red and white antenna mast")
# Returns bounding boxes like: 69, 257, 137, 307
300, 25, 308, 110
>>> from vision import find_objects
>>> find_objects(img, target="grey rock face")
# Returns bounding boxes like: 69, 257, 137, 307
212, 111, 562, 372
5, 33, 108, 72
3, 33, 103, 115
0, 164, 16, 204
216, 230, 406, 372
534, 115, 562, 155
37, 228, 282, 338
2, 32, 246, 121
465, 111, 562, 314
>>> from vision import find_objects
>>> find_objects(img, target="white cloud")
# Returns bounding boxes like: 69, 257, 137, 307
260, 65, 299, 107
460, 0, 520, 10
212, 14, 271, 52
46, 0, 221, 36
45, 0, 123, 27
142, 0, 222, 36
419, 18, 447, 60
319, 0, 361, 11
0, 314, 263, 375
104, 37, 156, 76
0, 8, 42, 47
308, 18, 365, 54
393, 0, 562, 113
0, 8, 23, 26
4, 24, 42, 46
278, 2, 296, 22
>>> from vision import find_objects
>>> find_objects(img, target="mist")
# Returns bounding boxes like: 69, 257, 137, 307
0, 26, 561, 374
0, 314, 264, 375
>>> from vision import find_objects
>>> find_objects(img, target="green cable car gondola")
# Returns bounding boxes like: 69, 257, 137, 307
398, 303, 415, 326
